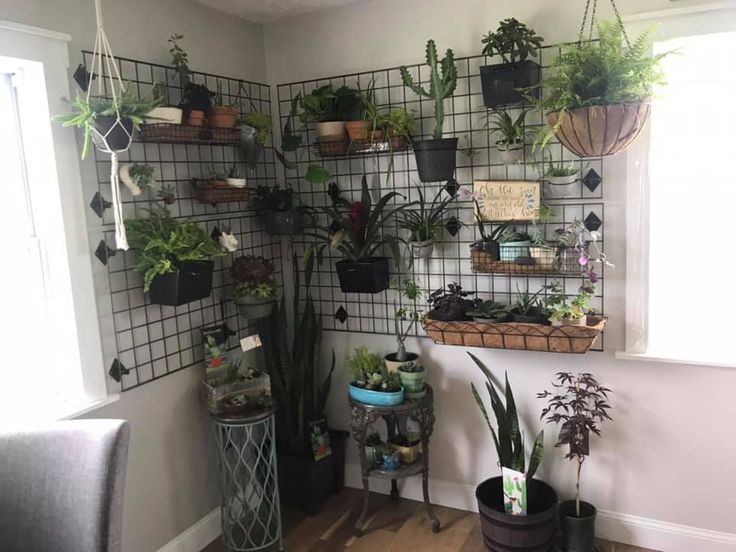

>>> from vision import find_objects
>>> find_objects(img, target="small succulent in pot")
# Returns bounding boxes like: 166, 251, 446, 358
509, 285, 548, 325
397, 361, 426, 400
348, 347, 401, 392
428, 282, 479, 321
544, 280, 595, 326
231, 255, 279, 319
467, 300, 509, 323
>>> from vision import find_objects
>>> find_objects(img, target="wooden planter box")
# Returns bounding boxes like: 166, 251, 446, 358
422, 317, 606, 354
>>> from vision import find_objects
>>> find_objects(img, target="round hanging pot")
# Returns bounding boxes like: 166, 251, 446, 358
412, 137, 458, 182
547, 102, 651, 158
92, 116, 134, 152
559, 500, 597, 552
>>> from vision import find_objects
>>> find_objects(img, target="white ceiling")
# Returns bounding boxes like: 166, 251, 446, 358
193, 0, 371, 23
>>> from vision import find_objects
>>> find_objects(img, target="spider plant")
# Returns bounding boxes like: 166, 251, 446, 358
399, 186, 459, 243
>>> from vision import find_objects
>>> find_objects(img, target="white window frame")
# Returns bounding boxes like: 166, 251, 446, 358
617, 4, 736, 368
0, 20, 118, 416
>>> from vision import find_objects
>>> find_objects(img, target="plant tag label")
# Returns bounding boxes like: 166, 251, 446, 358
502, 467, 527, 516
240, 334, 262, 352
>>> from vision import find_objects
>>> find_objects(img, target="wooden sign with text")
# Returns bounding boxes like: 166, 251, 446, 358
474, 180, 541, 222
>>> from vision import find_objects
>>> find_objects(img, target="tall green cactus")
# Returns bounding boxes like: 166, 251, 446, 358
400, 39, 457, 140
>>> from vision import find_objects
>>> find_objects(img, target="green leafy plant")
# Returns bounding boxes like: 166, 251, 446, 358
125, 208, 225, 292
168, 33, 189, 77
512, 285, 546, 316
348, 346, 401, 392
481, 18, 544, 63
54, 91, 161, 159
398, 361, 424, 374
487, 109, 525, 146
300, 84, 362, 123
400, 39, 457, 140
391, 279, 424, 361
252, 185, 298, 212
230, 255, 278, 300
258, 259, 335, 455
428, 283, 478, 321
304, 175, 413, 269
305, 164, 331, 185
545, 160, 579, 177
467, 300, 508, 321
180, 83, 213, 112
499, 227, 531, 243
531, 22, 668, 149
469, 353, 544, 477
129, 163, 155, 190
380, 108, 417, 139
241, 112, 272, 146
399, 187, 458, 243
472, 199, 514, 250
544, 280, 595, 324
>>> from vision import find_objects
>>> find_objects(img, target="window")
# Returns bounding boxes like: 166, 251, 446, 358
621, 10, 736, 367
0, 22, 112, 424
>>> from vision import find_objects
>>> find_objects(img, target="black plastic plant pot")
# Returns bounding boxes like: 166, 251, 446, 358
278, 429, 347, 516
148, 260, 215, 306
93, 116, 134, 152
477, 240, 500, 260
262, 210, 304, 235
412, 137, 459, 182
480, 60, 540, 108
428, 309, 469, 322
336, 257, 389, 294
560, 500, 597, 552
510, 307, 550, 325
476, 476, 558, 552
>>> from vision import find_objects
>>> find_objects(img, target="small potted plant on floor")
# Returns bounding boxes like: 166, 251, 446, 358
125, 207, 225, 305
498, 227, 531, 262
365, 432, 385, 467
385, 279, 423, 372
252, 185, 308, 235
480, 18, 543, 108
209, 81, 238, 129
305, 175, 413, 294
401, 39, 458, 182
399, 186, 458, 259
538, 372, 612, 552
397, 362, 426, 400
427, 283, 479, 321
388, 432, 422, 464
545, 280, 595, 327
509, 285, 549, 324
470, 354, 557, 549
230, 255, 279, 320
225, 164, 246, 188
488, 109, 526, 164
467, 300, 509, 323
348, 346, 404, 406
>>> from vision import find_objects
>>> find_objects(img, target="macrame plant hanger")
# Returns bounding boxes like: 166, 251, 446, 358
577, 0, 631, 47
87, 0, 132, 250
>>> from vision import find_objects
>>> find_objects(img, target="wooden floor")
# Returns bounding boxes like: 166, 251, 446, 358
202, 488, 658, 552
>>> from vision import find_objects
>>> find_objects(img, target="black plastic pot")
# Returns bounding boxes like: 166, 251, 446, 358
510, 307, 550, 325
427, 309, 469, 322
93, 116, 134, 152
278, 429, 347, 516
412, 137, 458, 182
560, 500, 597, 552
336, 257, 389, 294
148, 260, 214, 306
476, 240, 500, 260
480, 60, 541, 108
476, 476, 558, 552
261, 210, 304, 235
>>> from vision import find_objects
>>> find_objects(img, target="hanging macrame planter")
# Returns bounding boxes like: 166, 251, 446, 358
87, 0, 134, 250
548, 0, 652, 158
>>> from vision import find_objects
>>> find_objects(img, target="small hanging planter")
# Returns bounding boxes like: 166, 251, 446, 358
149, 260, 215, 306
497, 141, 524, 164
235, 295, 275, 320
412, 138, 458, 182
92, 116, 134, 152
336, 257, 389, 294
410, 239, 435, 260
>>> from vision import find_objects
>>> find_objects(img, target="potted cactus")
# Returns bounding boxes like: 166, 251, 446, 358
400, 39, 458, 182
230, 255, 279, 319
348, 346, 404, 406
480, 18, 543, 108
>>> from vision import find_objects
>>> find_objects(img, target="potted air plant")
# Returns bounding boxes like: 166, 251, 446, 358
399, 186, 458, 259
529, 204, 556, 269
538, 373, 612, 552
509, 285, 549, 325
348, 346, 404, 407
252, 185, 308, 235
365, 432, 385, 467
388, 432, 422, 464
467, 300, 509, 324
226, 164, 246, 188
487, 109, 526, 164
125, 208, 225, 306
480, 18, 544, 108
427, 283, 479, 322
385, 279, 423, 373
470, 354, 557, 550
545, 280, 596, 327
543, 159, 581, 198
209, 81, 238, 129
498, 227, 532, 262
304, 175, 413, 294
230, 255, 279, 320
400, 39, 458, 182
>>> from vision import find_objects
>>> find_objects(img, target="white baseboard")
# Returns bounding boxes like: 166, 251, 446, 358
345, 463, 736, 552
157, 507, 221, 552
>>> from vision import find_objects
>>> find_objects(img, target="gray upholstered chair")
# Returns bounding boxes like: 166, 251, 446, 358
0, 419, 131, 552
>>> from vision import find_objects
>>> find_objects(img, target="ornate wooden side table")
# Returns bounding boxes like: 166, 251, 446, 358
349, 385, 440, 536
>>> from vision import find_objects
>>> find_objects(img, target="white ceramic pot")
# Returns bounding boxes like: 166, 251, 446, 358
497, 141, 524, 164
226, 177, 247, 188
529, 246, 556, 269
411, 239, 434, 259
315, 121, 346, 141
145, 107, 183, 124
545, 172, 580, 198
384, 352, 419, 374
552, 315, 587, 327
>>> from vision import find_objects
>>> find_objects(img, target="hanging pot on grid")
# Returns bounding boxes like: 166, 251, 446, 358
540, 0, 665, 158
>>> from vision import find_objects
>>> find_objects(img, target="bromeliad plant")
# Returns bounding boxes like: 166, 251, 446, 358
125, 207, 225, 292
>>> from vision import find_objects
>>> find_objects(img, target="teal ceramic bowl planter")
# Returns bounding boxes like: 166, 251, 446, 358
349, 384, 404, 406
499, 240, 531, 262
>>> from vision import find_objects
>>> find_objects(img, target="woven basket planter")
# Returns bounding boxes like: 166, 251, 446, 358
547, 102, 651, 158
471, 250, 556, 275
195, 186, 248, 205
423, 317, 606, 354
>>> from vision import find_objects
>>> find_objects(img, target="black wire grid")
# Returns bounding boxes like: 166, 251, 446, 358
276, 43, 606, 350
84, 51, 282, 391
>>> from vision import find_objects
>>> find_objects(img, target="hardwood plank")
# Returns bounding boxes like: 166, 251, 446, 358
345, 529, 396, 552
458, 521, 484, 552
390, 506, 476, 552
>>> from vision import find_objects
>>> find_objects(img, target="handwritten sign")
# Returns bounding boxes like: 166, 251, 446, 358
474, 180, 540, 222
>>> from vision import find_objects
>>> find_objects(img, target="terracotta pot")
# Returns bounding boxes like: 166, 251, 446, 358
547, 102, 651, 158
344, 120, 370, 141
209, 105, 237, 129
188, 110, 205, 126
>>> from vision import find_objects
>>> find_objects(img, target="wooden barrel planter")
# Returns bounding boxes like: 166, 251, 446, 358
547, 102, 651, 158
476, 477, 558, 552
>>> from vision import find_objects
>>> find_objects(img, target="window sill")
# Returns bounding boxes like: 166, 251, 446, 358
59, 394, 121, 420
615, 351, 736, 369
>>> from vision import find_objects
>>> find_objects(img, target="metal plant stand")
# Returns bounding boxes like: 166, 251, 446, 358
212, 409, 283, 551
349, 385, 440, 536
